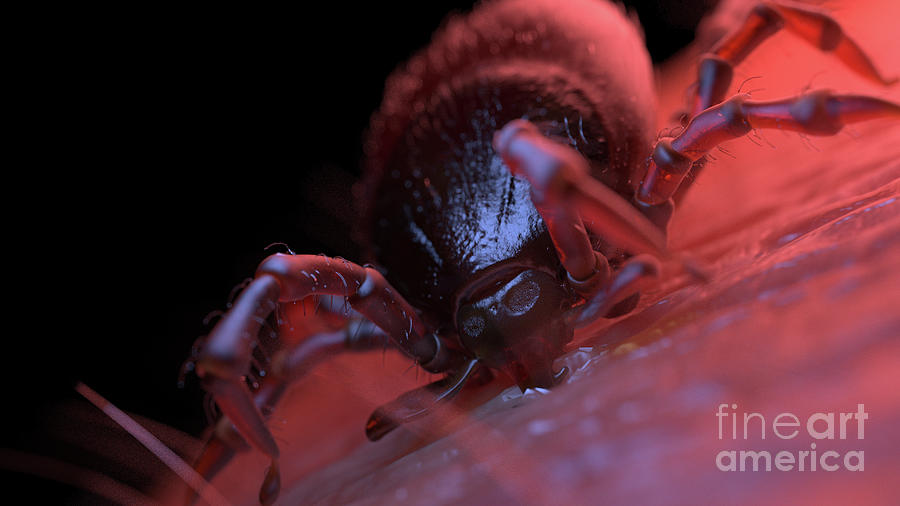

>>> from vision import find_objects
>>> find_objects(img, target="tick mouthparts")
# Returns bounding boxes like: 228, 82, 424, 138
513, 364, 570, 392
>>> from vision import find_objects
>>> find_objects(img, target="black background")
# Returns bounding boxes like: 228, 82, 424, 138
9, 0, 715, 499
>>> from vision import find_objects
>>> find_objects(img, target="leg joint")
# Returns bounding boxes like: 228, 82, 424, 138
652, 140, 694, 176
753, 3, 784, 29
417, 332, 465, 373
789, 90, 844, 135
696, 54, 734, 111
566, 251, 611, 297
720, 96, 753, 137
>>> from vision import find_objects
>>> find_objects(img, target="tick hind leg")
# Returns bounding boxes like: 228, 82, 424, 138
692, 1, 897, 116
639, 1, 900, 207
663, 1, 899, 203
637, 90, 900, 206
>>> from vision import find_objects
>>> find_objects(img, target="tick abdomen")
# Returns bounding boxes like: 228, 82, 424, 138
363, 0, 658, 320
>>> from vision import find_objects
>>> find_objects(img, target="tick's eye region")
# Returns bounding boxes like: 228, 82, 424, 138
460, 312, 486, 338
456, 269, 572, 375
502, 277, 540, 315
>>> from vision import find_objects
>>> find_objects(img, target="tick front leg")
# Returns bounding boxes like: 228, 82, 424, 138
494, 119, 671, 290
365, 358, 485, 441
637, 90, 900, 205
570, 255, 661, 328
196, 254, 454, 504
692, 1, 897, 115
189, 319, 390, 505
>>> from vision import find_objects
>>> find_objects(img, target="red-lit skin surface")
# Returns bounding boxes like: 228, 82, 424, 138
157, 1, 900, 505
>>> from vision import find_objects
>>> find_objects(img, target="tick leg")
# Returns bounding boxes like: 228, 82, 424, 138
637, 90, 900, 205
494, 119, 672, 289
692, 1, 897, 115
365, 358, 485, 441
196, 253, 461, 504
188, 320, 390, 505
274, 319, 389, 380
569, 255, 661, 328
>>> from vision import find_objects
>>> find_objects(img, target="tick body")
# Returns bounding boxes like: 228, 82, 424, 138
362, 0, 661, 390
187, 1, 899, 503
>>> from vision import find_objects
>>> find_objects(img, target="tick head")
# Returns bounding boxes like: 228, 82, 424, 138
456, 269, 573, 390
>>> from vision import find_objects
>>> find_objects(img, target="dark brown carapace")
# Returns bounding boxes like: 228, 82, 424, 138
187, 0, 899, 503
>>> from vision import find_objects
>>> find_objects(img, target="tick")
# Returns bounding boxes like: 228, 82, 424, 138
188, 1, 898, 503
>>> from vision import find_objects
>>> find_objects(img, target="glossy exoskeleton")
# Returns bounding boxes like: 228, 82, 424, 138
190, 0, 899, 503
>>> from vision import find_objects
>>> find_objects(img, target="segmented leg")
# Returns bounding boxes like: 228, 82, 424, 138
195, 253, 461, 504
493, 119, 671, 291
570, 255, 661, 328
365, 358, 486, 441
637, 90, 900, 205
280, 320, 481, 443
187, 320, 390, 505
693, 1, 897, 115
275, 319, 389, 380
